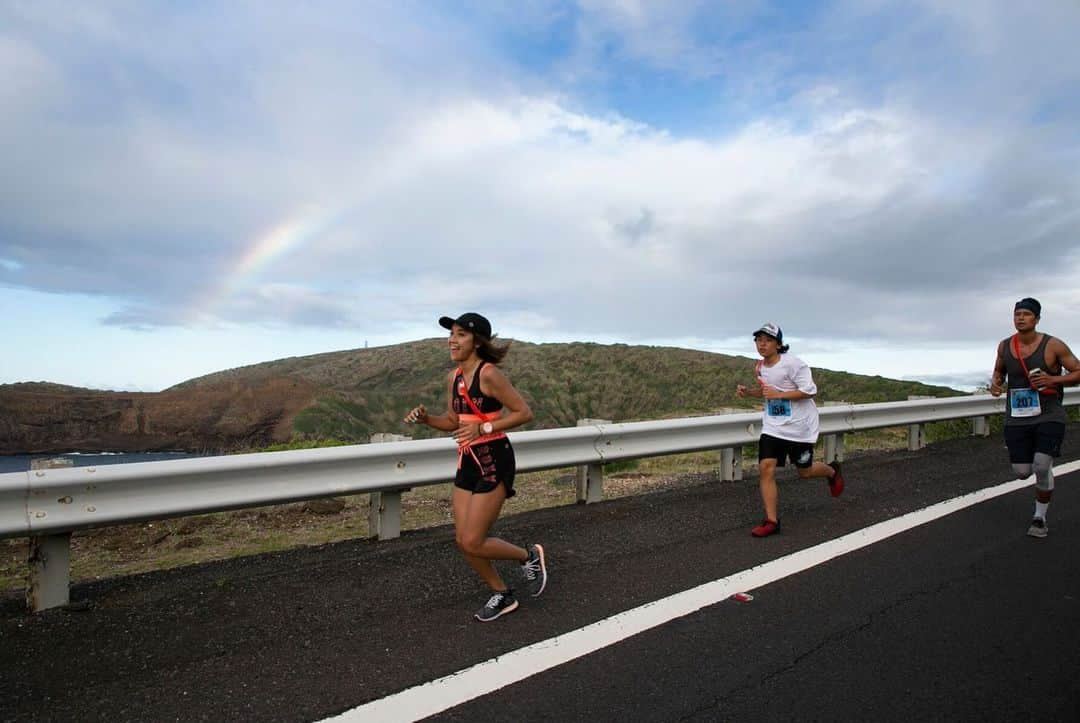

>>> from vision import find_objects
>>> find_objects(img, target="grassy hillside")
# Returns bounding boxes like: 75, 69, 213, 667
173, 339, 962, 443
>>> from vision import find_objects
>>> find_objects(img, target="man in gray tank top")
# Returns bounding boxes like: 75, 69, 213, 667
990, 298, 1080, 537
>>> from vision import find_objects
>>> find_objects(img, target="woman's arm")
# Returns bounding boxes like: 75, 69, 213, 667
478, 365, 533, 432
403, 371, 459, 432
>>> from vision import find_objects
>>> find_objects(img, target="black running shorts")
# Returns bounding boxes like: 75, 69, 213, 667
1003, 422, 1065, 463
455, 437, 517, 497
758, 433, 815, 469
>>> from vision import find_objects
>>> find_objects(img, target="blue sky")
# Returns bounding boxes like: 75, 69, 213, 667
2, 0, 1079, 392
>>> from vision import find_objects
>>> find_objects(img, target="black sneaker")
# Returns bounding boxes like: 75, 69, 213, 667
521, 543, 548, 597
1027, 517, 1048, 538
474, 590, 518, 622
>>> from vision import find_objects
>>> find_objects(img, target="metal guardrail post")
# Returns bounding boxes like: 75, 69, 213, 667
821, 402, 846, 463
28, 458, 74, 612
719, 447, 743, 481
368, 491, 402, 540
908, 424, 926, 450
368, 433, 411, 540
370, 433, 411, 443
576, 419, 611, 504
906, 396, 934, 451
28, 533, 71, 612
576, 463, 604, 504
824, 434, 845, 463
972, 417, 990, 437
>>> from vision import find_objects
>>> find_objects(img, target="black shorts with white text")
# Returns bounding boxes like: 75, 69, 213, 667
455, 437, 517, 497
758, 433, 815, 469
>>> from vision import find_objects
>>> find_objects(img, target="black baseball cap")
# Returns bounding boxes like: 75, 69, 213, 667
439, 312, 492, 340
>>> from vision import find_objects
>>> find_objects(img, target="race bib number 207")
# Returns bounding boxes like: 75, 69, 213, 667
1010, 388, 1041, 418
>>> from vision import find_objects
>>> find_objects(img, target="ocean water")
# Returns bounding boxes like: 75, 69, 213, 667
0, 451, 205, 474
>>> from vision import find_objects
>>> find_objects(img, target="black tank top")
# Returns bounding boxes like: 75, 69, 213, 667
1002, 334, 1066, 425
452, 362, 503, 415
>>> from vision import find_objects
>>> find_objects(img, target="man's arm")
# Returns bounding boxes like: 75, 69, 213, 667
1040, 338, 1080, 388
990, 340, 1007, 396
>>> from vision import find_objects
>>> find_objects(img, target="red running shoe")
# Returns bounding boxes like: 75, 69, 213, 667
751, 519, 779, 537
828, 461, 845, 498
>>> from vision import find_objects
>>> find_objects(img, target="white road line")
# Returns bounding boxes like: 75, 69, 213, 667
321, 461, 1080, 723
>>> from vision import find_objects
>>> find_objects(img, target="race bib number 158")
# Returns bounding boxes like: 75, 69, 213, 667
767, 399, 792, 417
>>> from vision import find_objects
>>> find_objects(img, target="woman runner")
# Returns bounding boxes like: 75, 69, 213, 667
404, 312, 547, 621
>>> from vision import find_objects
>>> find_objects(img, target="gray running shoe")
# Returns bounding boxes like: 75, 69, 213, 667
1027, 518, 1048, 538
475, 590, 518, 622
521, 543, 548, 597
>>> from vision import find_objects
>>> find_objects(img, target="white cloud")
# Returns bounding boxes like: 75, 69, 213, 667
1, 1, 1079, 391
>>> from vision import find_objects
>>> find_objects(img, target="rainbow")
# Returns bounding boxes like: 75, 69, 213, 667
196, 205, 340, 322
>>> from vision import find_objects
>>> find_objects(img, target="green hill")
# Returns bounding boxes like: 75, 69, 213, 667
172, 339, 962, 443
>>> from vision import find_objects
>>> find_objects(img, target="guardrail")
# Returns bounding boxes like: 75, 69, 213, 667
3, 389, 1078, 611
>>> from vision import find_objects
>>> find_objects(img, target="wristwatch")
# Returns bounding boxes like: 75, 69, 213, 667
481, 421, 494, 434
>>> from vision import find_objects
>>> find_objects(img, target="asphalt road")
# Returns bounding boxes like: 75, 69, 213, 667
2, 426, 1079, 722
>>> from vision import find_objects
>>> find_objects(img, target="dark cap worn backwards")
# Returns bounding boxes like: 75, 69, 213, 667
752, 322, 783, 343
1015, 297, 1041, 317
439, 312, 492, 340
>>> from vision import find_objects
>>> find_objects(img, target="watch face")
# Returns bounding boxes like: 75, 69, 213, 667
482, 422, 493, 434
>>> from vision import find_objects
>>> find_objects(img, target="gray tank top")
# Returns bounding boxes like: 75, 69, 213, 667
1003, 334, 1066, 426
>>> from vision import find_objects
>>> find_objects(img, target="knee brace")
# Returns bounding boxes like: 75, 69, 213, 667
1012, 463, 1032, 480
1033, 453, 1054, 491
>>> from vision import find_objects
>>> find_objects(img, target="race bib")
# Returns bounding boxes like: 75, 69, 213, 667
766, 399, 792, 417
1010, 388, 1041, 418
